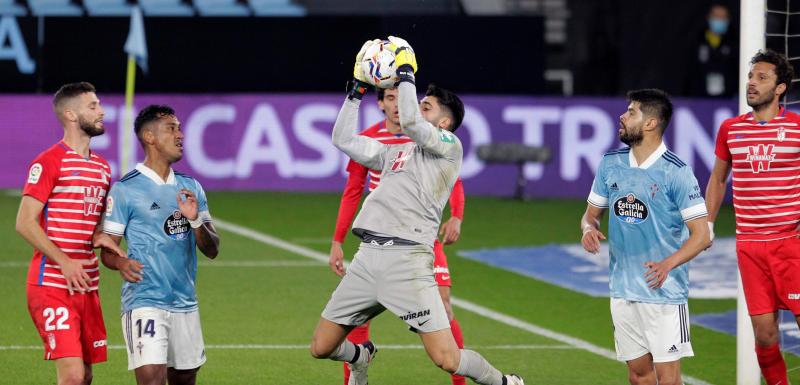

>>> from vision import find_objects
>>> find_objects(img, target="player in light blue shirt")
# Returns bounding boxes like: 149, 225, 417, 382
580, 89, 710, 385
101, 105, 219, 385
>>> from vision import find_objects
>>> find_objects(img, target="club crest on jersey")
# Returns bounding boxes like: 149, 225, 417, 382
614, 193, 649, 224
83, 186, 105, 216
164, 210, 190, 240
390, 150, 412, 171
778, 127, 786, 142
745, 144, 775, 173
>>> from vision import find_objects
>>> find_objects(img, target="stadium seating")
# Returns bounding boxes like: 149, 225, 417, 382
26, 0, 82, 16
195, 0, 250, 16
247, 0, 305, 16
139, 0, 194, 16
0, 0, 27, 15
84, 0, 132, 16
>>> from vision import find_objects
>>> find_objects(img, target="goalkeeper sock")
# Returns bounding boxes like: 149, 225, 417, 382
454, 349, 504, 385
755, 343, 787, 385
450, 319, 466, 385
343, 324, 371, 385
328, 340, 358, 363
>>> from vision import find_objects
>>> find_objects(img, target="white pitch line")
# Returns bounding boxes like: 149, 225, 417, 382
212, 218, 714, 385
0, 344, 576, 351
0, 260, 325, 268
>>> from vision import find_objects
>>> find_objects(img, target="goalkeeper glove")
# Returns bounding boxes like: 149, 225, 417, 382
388, 35, 417, 84
348, 39, 379, 100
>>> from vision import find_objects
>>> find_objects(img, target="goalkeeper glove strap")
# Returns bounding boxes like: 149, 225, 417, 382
346, 79, 371, 101
396, 64, 416, 85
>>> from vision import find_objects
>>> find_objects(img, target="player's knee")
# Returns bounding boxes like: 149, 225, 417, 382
309, 342, 332, 359
57, 371, 85, 385
627, 370, 652, 385
656, 376, 681, 385
754, 326, 780, 346
430, 349, 459, 373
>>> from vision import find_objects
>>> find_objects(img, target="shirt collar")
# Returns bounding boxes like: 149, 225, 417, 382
135, 163, 176, 185
628, 141, 667, 169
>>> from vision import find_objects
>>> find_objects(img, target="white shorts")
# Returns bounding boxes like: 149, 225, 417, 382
321, 242, 450, 333
122, 307, 207, 370
610, 298, 694, 363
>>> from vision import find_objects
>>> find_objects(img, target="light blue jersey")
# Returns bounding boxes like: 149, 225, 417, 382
587, 143, 707, 304
104, 164, 213, 313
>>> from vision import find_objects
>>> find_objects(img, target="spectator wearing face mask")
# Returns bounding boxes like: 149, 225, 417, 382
686, 3, 738, 97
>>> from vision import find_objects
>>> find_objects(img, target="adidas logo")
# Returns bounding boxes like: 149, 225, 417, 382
150, 202, 161, 210
610, 182, 619, 191
667, 345, 678, 354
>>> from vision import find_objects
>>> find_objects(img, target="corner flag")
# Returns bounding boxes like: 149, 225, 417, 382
121, 6, 147, 174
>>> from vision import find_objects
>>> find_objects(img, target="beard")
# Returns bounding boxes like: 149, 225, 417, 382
619, 124, 644, 146
78, 115, 104, 137
746, 86, 778, 111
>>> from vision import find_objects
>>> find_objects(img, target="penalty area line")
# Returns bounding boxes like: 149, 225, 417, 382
212, 218, 714, 385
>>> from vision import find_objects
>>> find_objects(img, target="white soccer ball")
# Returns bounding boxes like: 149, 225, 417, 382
360, 40, 397, 89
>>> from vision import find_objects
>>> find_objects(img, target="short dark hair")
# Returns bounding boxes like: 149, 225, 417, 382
751, 49, 795, 96
53, 82, 96, 110
425, 84, 464, 132
377, 87, 386, 101
134, 104, 175, 142
626, 88, 673, 134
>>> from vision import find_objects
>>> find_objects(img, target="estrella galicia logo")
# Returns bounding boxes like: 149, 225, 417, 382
614, 193, 649, 224
164, 210, 190, 240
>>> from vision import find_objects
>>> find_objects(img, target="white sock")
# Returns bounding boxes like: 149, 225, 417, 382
328, 341, 358, 363
454, 349, 504, 385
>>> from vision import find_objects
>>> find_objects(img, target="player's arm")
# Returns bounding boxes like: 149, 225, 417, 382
440, 178, 465, 245
330, 160, 368, 276
177, 188, 219, 259
15, 196, 93, 294
99, 233, 143, 283
705, 158, 732, 241
580, 204, 607, 254
645, 217, 710, 289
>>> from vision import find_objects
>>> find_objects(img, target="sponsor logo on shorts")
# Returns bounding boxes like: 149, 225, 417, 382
417, 318, 431, 327
399, 309, 431, 322
789, 293, 800, 300
433, 266, 450, 274
667, 345, 678, 354
93, 339, 107, 348
28, 163, 43, 184
164, 210, 191, 240
47, 333, 56, 350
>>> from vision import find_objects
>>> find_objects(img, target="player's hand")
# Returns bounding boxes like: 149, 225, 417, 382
439, 217, 462, 245
93, 232, 127, 259
644, 260, 674, 289
581, 226, 606, 254
60, 258, 94, 295
329, 241, 346, 277
388, 35, 418, 73
354, 39, 380, 83
176, 189, 199, 221
117, 257, 144, 283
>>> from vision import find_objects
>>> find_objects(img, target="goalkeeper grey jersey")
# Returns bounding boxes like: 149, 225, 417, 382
332, 82, 462, 247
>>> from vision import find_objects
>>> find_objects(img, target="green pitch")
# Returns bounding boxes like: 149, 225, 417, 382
0, 190, 788, 384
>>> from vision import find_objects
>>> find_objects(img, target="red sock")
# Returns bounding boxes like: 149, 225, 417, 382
755, 343, 788, 385
450, 319, 466, 385
343, 323, 370, 385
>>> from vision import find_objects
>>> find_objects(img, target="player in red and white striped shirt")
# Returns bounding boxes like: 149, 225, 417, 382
329, 87, 467, 385
16, 82, 125, 385
706, 50, 800, 385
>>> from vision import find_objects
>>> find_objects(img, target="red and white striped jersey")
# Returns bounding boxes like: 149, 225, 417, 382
24, 141, 110, 291
715, 108, 800, 241
361, 122, 413, 191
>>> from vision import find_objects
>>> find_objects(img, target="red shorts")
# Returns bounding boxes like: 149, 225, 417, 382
26, 284, 107, 364
738, 237, 800, 316
433, 240, 451, 287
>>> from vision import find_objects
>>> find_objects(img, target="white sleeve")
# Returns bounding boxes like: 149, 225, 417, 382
331, 98, 386, 170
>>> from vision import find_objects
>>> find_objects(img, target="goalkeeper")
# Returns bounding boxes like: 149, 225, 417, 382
308, 37, 524, 385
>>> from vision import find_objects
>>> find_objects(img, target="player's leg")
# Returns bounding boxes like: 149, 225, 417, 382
123, 307, 170, 385
79, 291, 107, 385
738, 240, 787, 385
166, 310, 206, 385
624, 354, 656, 385
434, 240, 466, 385
642, 301, 693, 385
343, 322, 371, 385
54, 358, 88, 385
167, 368, 199, 385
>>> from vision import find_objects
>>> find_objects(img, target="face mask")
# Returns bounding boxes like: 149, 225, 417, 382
709, 18, 729, 35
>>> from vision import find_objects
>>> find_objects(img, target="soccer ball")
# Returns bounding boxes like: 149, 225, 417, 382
360, 40, 397, 89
